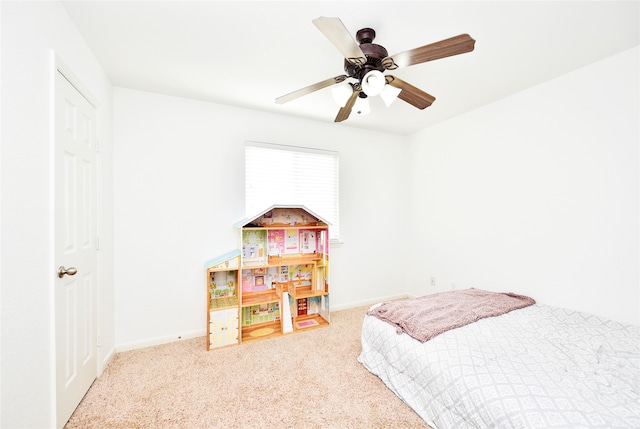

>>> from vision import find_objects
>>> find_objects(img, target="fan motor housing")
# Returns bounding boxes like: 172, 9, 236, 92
344, 27, 389, 81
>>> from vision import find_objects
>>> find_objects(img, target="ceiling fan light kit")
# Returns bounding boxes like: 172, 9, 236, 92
361, 70, 386, 96
354, 95, 370, 116
380, 84, 402, 107
276, 16, 475, 123
331, 83, 353, 106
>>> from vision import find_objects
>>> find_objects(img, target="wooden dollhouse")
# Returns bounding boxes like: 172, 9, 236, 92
205, 205, 330, 350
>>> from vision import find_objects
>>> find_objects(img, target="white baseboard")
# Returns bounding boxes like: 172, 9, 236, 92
112, 294, 411, 353
115, 328, 206, 353
98, 346, 116, 376
331, 293, 409, 311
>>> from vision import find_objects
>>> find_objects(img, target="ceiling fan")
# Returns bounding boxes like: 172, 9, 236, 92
276, 17, 476, 122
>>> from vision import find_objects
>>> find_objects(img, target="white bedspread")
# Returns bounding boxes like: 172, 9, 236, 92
358, 304, 640, 428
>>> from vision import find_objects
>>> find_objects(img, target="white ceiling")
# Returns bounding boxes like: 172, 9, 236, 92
62, 1, 639, 136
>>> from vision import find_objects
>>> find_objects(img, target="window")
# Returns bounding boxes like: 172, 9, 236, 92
245, 141, 339, 240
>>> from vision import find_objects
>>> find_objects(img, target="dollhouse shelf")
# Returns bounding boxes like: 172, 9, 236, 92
209, 296, 238, 310
241, 290, 280, 307
242, 321, 282, 343
295, 314, 329, 330
241, 255, 324, 269
206, 250, 241, 350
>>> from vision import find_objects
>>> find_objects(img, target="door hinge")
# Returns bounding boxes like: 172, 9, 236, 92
96, 236, 101, 250
95, 138, 101, 153
97, 334, 102, 347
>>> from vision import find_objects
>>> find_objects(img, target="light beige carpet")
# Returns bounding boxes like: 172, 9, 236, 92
65, 305, 432, 429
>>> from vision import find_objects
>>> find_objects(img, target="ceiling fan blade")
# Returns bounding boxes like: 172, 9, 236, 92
386, 76, 436, 110
335, 87, 360, 122
276, 75, 348, 104
383, 34, 475, 70
313, 17, 366, 66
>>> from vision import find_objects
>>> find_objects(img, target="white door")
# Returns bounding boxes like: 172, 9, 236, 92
54, 70, 98, 429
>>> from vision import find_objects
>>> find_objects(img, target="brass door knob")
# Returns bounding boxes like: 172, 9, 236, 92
58, 266, 78, 278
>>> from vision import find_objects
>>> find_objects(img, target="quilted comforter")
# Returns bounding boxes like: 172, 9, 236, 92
358, 303, 640, 428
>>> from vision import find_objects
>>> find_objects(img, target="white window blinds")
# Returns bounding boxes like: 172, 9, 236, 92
245, 142, 339, 240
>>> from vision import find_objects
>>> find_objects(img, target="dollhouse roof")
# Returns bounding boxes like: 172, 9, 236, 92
233, 204, 331, 228
204, 249, 241, 269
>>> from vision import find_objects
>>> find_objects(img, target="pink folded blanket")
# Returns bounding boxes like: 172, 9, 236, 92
368, 288, 535, 342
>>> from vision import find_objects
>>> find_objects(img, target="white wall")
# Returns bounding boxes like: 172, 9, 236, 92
1, 2, 636, 426
407, 47, 639, 326
113, 88, 408, 349
0, 2, 115, 427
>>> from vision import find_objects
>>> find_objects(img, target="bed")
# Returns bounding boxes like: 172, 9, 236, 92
358, 289, 640, 428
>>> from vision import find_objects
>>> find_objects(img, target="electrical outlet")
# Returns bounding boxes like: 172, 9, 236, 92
451, 282, 456, 290
430, 277, 436, 287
